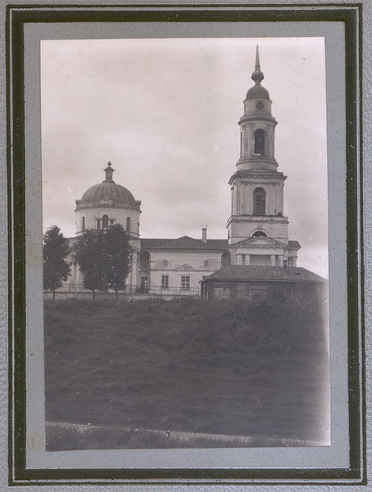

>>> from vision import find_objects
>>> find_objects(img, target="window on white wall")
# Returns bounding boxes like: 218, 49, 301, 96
181, 276, 190, 290
102, 215, 109, 230
254, 128, 265, 155
161, 276, 169, 289
253, 187, 266, 215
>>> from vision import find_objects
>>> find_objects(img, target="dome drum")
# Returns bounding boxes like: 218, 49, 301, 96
76, 207, 140, 237
243, 99, 274, 119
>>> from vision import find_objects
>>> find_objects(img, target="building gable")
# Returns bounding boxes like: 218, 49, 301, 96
232, 237, 288, 249
176, 264, 196, 272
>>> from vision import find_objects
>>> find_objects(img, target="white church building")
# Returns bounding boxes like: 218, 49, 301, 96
64, 48, 325, 299
69, 159, 229, 296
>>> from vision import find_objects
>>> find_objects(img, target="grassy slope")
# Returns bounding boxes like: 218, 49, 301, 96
44, 297, 329, 448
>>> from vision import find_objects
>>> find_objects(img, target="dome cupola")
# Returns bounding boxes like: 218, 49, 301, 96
103, 161, 114, 183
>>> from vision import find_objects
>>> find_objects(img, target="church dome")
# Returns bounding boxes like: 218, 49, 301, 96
246, 84, 270, 100
75, 162, 140, 212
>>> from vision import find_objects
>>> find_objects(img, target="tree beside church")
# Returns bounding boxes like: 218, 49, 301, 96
73, 229, 108, 298
73, 224, 132, 298
43, 225, 71, 300
103, 224, 132, 297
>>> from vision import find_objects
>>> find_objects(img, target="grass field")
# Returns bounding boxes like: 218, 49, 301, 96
44, 297, 330, 450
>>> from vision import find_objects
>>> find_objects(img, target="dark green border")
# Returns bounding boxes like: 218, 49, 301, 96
7, 3, 365, 485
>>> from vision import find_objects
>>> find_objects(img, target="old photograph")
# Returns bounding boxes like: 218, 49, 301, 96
41, 37, 330, 451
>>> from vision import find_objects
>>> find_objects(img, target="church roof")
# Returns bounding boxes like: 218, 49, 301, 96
140, 238, 172, 250
246, 84, 270, 100
75, 162, 141, 212
288, 240, 301, 250
203, 265, 326, 282
141, 236, 228, 251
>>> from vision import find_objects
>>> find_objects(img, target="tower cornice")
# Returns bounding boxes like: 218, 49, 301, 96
229, 169, 286, 185
227, 214, 289, 222
236, 156, 278, 165
239, 114, 277, 126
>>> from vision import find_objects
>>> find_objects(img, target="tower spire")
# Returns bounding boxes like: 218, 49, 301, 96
251, 45, 264, 85
255, 44, 260, 69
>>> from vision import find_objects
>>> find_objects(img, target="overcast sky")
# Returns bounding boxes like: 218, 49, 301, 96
41, 37, 328, 277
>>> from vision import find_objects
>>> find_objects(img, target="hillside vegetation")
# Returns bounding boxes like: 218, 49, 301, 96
44, 297, 329, 450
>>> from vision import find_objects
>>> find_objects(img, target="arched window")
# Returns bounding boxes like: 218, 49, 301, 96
82, 216, 85, 231
253, 188, 266, 215
126, 217, 131, 232
252, 230, 267, 238
102, 215, 109, 230
254, 129, 265, 156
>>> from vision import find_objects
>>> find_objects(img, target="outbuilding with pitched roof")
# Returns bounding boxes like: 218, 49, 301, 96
201, 265, 327, 302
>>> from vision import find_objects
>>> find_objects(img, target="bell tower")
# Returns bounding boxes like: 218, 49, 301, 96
227, 47, 300, 267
